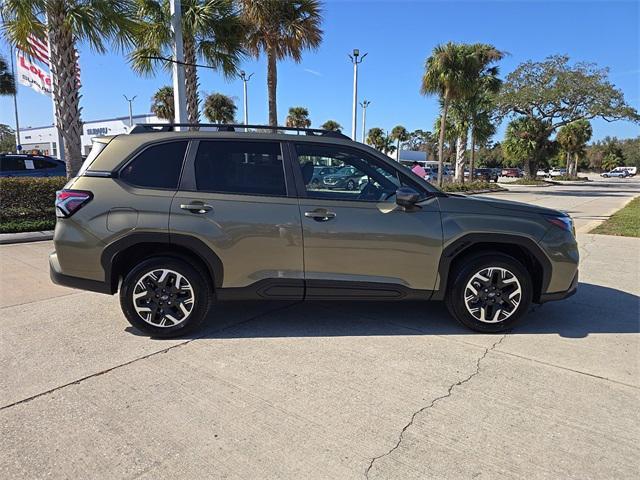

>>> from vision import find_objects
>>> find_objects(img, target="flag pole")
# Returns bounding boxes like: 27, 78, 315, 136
9, 46, 21, 153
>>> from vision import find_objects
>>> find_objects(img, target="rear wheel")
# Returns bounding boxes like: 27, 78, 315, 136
120, 256, 212, 338
445, 253, 532, 333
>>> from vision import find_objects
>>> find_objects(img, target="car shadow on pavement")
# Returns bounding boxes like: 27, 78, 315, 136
160, 282, 638, 341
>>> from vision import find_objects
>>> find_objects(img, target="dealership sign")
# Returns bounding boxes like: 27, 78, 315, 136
16, 52, 52, 97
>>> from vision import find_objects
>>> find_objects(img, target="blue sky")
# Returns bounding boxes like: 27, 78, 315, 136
1, 0, 639, 142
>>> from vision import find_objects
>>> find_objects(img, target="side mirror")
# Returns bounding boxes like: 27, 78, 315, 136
396, 186, 421, 208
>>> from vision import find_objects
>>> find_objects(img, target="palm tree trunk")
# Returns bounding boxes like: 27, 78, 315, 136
267, 48, 278, 127
437, 95, 449, 186
470, 129, 476, 180
455, 134, 466, 183
183, 35, 199, 130
48, 5, 83, 178
396, 139, 400, 161
566, 150, 571, 176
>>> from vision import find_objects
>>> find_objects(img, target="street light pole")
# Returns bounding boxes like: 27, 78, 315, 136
169, 0, 187, 130
360, 99, 371, 144
239, 71, 254, 130
123, 95, 137, 127
348, 49, 367, 141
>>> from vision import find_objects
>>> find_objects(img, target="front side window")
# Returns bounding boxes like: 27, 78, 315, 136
296, 143, 408, 202
194, 141, 286, 196
120, 141, 187, 189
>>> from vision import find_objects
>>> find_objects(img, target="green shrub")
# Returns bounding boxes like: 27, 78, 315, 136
551, 175, 589, 181
440, 181, 504, 192
510, 178, 550, 186
0, 177, 67, 233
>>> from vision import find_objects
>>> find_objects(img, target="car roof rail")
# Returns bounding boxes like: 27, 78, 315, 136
128, 123, 351, 140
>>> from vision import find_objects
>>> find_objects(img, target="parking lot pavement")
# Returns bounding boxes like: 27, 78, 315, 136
1, 182, 639, 479
488, 175, 640, 233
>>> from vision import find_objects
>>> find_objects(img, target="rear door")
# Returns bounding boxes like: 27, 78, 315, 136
290, 142, 443, 298
170, 139, 304, 299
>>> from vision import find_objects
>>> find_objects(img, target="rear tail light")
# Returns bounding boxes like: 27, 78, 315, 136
55, 190, 93, 218
545, 215, 574, 235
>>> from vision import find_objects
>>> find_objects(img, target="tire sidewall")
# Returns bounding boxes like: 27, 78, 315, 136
446, 254, 533, 333
120, 257, 211, 338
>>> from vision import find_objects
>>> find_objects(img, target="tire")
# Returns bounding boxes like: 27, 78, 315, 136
445, 253, 532, 333
346, 180, 356, 191
120, 256, 213, 338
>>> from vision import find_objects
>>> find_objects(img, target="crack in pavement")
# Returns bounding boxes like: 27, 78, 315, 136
0, 302, 301, 412
364, 334, 507, 479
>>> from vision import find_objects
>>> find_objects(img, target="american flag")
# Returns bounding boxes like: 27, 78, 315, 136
20, 34, 81, 85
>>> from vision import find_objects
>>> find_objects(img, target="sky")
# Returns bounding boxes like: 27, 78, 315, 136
1, 0, 639, 142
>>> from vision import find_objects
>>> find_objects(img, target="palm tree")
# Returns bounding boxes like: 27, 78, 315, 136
469, 110, 496, 178
421, 42, 503, 185
131, 0, 244, 128
285, 106, 311, 128
321, 120, 342, 131
390, 125, 409, 161
151, 86, 175, 121
366, 128, 396, 155
241, 0, 322, 126
0, 55, 16, 95
556, 120, 592, 177
503, 117, 553, 175
2, 0, 138, 177
203, 93, 237, 123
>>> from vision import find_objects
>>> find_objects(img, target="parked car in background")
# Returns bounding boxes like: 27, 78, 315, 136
601, 169, 629, 178
309, 166, 338, 187
536, 169, 548, 177
501, 168, 521, 178
549, 168, 567, 177
615, 166, 636, 176
322, 165, 363, 190
0, 154, 66, 177
474, 168, 499, 182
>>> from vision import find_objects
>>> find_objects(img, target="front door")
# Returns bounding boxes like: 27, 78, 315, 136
170, 139, 304, 299
291, 142, 442, 298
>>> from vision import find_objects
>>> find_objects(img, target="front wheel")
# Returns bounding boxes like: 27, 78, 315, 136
120, 256, 213, 338
445, 253, 532, 333
346, 180, 356, 191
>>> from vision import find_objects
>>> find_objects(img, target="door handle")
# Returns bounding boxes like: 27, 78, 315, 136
304, 209, 336, 222
180, 203, 213, 214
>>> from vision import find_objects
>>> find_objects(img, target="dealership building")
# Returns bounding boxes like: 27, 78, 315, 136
17, 114, 166, 158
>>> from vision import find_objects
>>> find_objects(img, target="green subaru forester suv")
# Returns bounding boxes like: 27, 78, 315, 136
50, 125, 578, 337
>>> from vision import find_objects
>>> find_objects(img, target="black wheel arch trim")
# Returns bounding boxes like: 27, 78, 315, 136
101, 232, 224, 293
433, 233, 552, 301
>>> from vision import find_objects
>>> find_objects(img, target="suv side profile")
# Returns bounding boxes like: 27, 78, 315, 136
50, 125, 579, 337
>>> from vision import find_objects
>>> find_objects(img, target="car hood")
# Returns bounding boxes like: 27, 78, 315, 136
442, 193, 566, 217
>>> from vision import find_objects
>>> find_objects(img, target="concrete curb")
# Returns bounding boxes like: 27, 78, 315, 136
0, 230, 54, 245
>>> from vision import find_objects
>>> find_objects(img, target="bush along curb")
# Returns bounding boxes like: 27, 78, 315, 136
0, 230, 54, 245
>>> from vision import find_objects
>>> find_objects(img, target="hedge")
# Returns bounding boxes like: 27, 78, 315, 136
0, 177, 67, 233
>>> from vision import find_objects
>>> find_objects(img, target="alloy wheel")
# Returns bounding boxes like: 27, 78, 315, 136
132, 269, 195, 327
463, 267, 522, 323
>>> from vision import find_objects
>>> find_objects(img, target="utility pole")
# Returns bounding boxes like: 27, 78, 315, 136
348, 49, 367, 141
123, 95, 137, 127
360, 99, 371, 144
169, 0, 187, 130
239, 71, 254, 130
9, 46, 21, 153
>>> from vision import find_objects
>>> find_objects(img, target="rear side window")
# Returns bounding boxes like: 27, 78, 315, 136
1, 157, 26, 171
120, 141, 187, 189
194, 141, 286, 196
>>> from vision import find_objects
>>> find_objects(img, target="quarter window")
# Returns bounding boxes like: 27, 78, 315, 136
120, 141, 187, 189
194, 141, 286, 196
